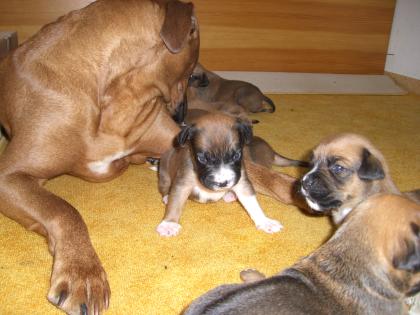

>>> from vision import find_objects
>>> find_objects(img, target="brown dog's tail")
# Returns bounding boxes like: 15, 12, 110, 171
273, 152, 309, 168
262, 95, 276, 113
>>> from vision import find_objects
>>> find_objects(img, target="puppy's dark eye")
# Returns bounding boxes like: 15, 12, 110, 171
330, 164, 348, 175
232, 150, 241, 162
197, 152, 207, 164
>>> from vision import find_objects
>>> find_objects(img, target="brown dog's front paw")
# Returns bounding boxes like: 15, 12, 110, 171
48, 254, 110, 315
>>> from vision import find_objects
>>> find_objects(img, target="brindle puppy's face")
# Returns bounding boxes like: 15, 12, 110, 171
300, 134, 386, 214
177, 113, 252, 191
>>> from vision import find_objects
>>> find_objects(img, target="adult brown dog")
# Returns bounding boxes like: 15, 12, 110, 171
184, 194, 420, 315
0, 1, 304, 314
300, 133, 420, 224
187, 63, 276, 114
0, 0, 199, 314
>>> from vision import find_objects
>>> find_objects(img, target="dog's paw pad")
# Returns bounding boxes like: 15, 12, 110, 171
256, 218, 283, 234
156, 221, 181, 237
162, 195, 169, 205
223, 191, 237, 203
240, 269, 266, 283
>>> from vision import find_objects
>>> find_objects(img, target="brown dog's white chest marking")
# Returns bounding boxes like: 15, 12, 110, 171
88, 149, 134, 175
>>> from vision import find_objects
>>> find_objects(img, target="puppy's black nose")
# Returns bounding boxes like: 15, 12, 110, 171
301, 177, 313, 191
215, 181, 228, 188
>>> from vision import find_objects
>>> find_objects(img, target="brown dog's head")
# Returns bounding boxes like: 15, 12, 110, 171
300, 133, 399, 224
350, 195, 420, 298
156, 0, 200, 121
176, 113, 252, 191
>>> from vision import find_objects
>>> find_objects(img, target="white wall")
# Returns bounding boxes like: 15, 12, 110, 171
385, 0, 420, 80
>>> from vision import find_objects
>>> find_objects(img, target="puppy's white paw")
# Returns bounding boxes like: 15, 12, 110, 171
149, 165, 158, 172
223, 191, 237, 203
156, 221, 181, 237
162, 195, 169, 205
256, 218, 283, 234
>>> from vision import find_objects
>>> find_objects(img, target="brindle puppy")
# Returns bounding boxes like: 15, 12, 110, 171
157, 113, 283, 236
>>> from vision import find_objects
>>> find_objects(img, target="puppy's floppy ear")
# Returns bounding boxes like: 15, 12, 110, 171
235, 119, 253, 146
392, 223, 420, 273
357, 148, 385, 180
176, 125, 196, 146
160, 1, 194, 53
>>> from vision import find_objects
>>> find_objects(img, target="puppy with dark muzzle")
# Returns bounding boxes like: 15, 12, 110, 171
184, 109, 308, 170
157, 113, 283, 237
300, 133, 420, 224
187, 63, 276, 115
184, 194, 420, 315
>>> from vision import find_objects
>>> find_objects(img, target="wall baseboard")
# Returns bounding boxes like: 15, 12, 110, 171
386, 72, 420, 95
214, 71, 407, 95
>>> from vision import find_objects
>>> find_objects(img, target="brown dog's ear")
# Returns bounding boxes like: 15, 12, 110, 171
393, 223, 420, 273
357, 148, 385, 181
176, 125, 196, 146
160, 1, 194, 53
235, 119, 253, 146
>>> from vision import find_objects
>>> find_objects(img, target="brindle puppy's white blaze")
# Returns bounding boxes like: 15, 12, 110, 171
233, 181, 283, 233
212, 164, 237, 190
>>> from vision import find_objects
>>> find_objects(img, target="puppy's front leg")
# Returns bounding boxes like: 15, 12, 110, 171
233, 177, 283, 234
157, 184, 191, 237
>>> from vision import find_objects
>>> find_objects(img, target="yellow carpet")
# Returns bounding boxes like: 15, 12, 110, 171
0, 94, 419, 315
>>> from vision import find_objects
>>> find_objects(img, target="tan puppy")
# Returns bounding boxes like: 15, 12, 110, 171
300, 133, 420, 224
184, 194, 420, 315
0, 0, 199, 314
187, 63, 276, 114
157, 113, 283, 236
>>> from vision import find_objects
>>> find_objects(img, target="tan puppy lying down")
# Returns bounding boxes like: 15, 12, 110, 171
157, 113, 291, 237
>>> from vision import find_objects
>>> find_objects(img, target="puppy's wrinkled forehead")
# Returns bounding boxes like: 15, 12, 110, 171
192, 114, 239, 151
313, 133, 376, 166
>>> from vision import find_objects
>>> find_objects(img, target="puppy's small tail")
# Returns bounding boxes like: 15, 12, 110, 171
262, 95, 276, 113
273, 153, 309, 168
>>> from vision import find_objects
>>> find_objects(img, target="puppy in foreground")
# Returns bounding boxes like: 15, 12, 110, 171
157, 113, 283, 236
188, 63, 276, 114
300, 133, 420, 224
184, 194, 420, 315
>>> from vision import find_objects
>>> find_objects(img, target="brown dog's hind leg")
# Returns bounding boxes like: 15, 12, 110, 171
0, 141, 110, 315
244, 160, 308, 209
273, 152, 310, 168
